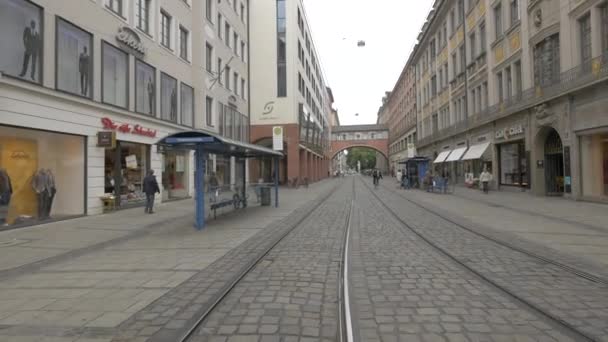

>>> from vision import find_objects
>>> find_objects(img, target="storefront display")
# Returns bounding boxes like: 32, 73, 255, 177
498, 141, 528, 187
580, 134, 608, 199
56, 17, 93, 98
104, 141, 149, 208
0, 125, 85, 226
0, 0, 43, 84
162, 151, 189, 200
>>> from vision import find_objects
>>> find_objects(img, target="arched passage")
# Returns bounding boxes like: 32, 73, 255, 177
331, 145, 389, 174
534, 126, 565, 196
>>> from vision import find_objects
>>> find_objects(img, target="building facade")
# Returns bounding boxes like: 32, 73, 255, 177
249, 0, 331, 185
411, 0, 608, 202
385, 61, 418, 175
0, 0, 250, 228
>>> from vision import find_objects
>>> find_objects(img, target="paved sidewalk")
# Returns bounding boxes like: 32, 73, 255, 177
0, 181, 333, 342
390, 182, 608, 269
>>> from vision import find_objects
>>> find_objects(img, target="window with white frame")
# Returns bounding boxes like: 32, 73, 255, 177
225, 66, 230, 89
161, 72, 178, 122
136, 0, 150, 33
233, 72, 238, 95
179, 26, 189, 61
181, 83, 194, 127
206, 43, 213, 72
510, 0, 519, 27
494, 3, 502, 39
206, 96, 213, 127
106, 0, 123, 16
217, 58, 223, 84
161, 10, 171, 49
206, 0, 213, 22
579, 13, 591, 68
233, 32, 238, 55
102, 41, 128, 108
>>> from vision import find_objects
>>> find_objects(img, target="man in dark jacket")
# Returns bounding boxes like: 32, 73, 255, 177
143, 169, 160, 214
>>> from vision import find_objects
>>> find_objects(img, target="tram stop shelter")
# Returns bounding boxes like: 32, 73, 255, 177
157, 131, 283, 230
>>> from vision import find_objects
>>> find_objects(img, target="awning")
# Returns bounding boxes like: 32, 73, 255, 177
445, 147, 468, 162
157, 131, 283, 158
461, 142, 491, 160
433, 150, 452, 163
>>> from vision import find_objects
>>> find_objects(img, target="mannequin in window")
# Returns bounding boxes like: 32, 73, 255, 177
32, 169, 49, 219
147, 76, 155, 114
0, 168, 13, 225
45, 169, 56, 218
79, 46, 90, 96
170, 87, 177, 121
18, 20, 40, 80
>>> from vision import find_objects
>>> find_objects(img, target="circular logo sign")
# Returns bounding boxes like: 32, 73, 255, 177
273, 127, 282, 135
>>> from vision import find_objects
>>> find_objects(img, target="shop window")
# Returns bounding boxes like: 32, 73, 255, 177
580, 134, 608, 198
180, 82, 194, 127
0, 126, 85, 227
160, 72, 178, 122
102, 42, 128, 108
499, 141, 527, 186
56, 17, 93, 98
135, 59, 156, 115
0, 0, 43, 84
162, 151, 189, 201
104, 141, 149, 208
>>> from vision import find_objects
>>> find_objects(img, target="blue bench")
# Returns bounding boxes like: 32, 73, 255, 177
210, 199, 234, 219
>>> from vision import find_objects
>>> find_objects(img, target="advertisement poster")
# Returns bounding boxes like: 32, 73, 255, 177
176, 155, 185, 172
125, 154, 138, 169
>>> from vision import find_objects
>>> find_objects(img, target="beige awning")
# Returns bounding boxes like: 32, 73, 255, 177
445, 147, 468, 162
433, 150, 452, 163
461, 142, 491, 160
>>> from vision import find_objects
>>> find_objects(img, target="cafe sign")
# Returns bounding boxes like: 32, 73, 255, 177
101, 117, 157, 138
116, 27, 146, 55
495, 124, 524, 140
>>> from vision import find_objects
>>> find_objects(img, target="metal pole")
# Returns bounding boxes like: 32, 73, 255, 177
242, 158, 247, 208
195, 146, 206, 230
274, 157, 279, 208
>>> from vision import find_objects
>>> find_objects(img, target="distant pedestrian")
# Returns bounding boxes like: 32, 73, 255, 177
479, 167, 493, 194
143, 169, 160, 214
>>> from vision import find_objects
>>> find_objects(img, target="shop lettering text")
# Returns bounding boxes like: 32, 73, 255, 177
495, 124, 524, 140
10, 151, 30, 160
116, 27, 146, 55
101, 118, 157, 137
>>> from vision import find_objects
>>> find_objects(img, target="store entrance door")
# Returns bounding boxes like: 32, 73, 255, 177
544, 129, 564, 196
104, 141, 150, 208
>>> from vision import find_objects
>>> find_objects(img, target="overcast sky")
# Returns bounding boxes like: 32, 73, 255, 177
303, 0, 434, 126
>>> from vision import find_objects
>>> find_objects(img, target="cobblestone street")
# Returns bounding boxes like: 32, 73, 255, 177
0, 177, 607, 341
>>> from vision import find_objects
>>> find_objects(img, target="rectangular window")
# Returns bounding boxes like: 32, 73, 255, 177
206, 43, 213, 72
240, 3, 245, 22
217, 14, 222, 38
135, 59, 155, 115
181, 83, 194, 127
225, 66, 231, 89
499, 142, 527, 186
218, 102, 224, 134
106, 0, 122, 16
56, 18, 93, 98
510, 0, 519, 27
497, 71, 504, 102
533, 34, 560, 87
241, 78, 246, 99
494, 4, 502, 39
217, 58, 223, 84
580, 14, 592, 70
136, 0, 150, 33
459, 44, 466, 73
179, 26, 189, 61
514, 61, 522, 97
450, 9, 455, 33
161, 11, 171, 49
451, 53, 457, 78
160, 72, 178, 122
206, 0, 213, 21
233, 72, 239, 95
225, 22, 230, 47
469, 32, 476, 59
102, 42, 128, 108
505, 66, 512, 99
602, 6, 608, 54
482, 81, 488, 109
233, 32, 238, 54
206, 96, 213, 127
479, 22, 486, 53
277, 0, 287, 97
0, 0, 43, 84
241, 41, 245, 61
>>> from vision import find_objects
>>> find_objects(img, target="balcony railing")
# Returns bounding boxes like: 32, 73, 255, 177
417, 53, 608, 148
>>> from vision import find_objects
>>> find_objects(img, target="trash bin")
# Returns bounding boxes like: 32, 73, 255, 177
260, 187, 271, 206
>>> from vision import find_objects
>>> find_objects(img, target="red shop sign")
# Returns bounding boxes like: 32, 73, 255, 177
101, 117, 157, 138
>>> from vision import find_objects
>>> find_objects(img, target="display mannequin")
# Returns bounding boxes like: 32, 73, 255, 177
32, 169, 48, 219
0, 168, 13, 225
45, 169, 56, 218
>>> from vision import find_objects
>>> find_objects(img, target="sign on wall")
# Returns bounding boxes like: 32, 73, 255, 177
101, 117, 157, 138
495, 124, 524, 140
97, 131, 116, 148
273, 126, 284, 151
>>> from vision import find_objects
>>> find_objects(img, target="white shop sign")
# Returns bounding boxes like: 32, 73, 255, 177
495, 124, 524, 140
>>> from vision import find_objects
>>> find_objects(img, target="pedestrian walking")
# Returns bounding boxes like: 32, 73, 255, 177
479, 167, 493, 194
143, 169, 160, 214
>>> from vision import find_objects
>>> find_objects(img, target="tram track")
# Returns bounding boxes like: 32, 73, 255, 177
361, 176, 602, 342
177, 178, 355, 342
380, 180, 608, 286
